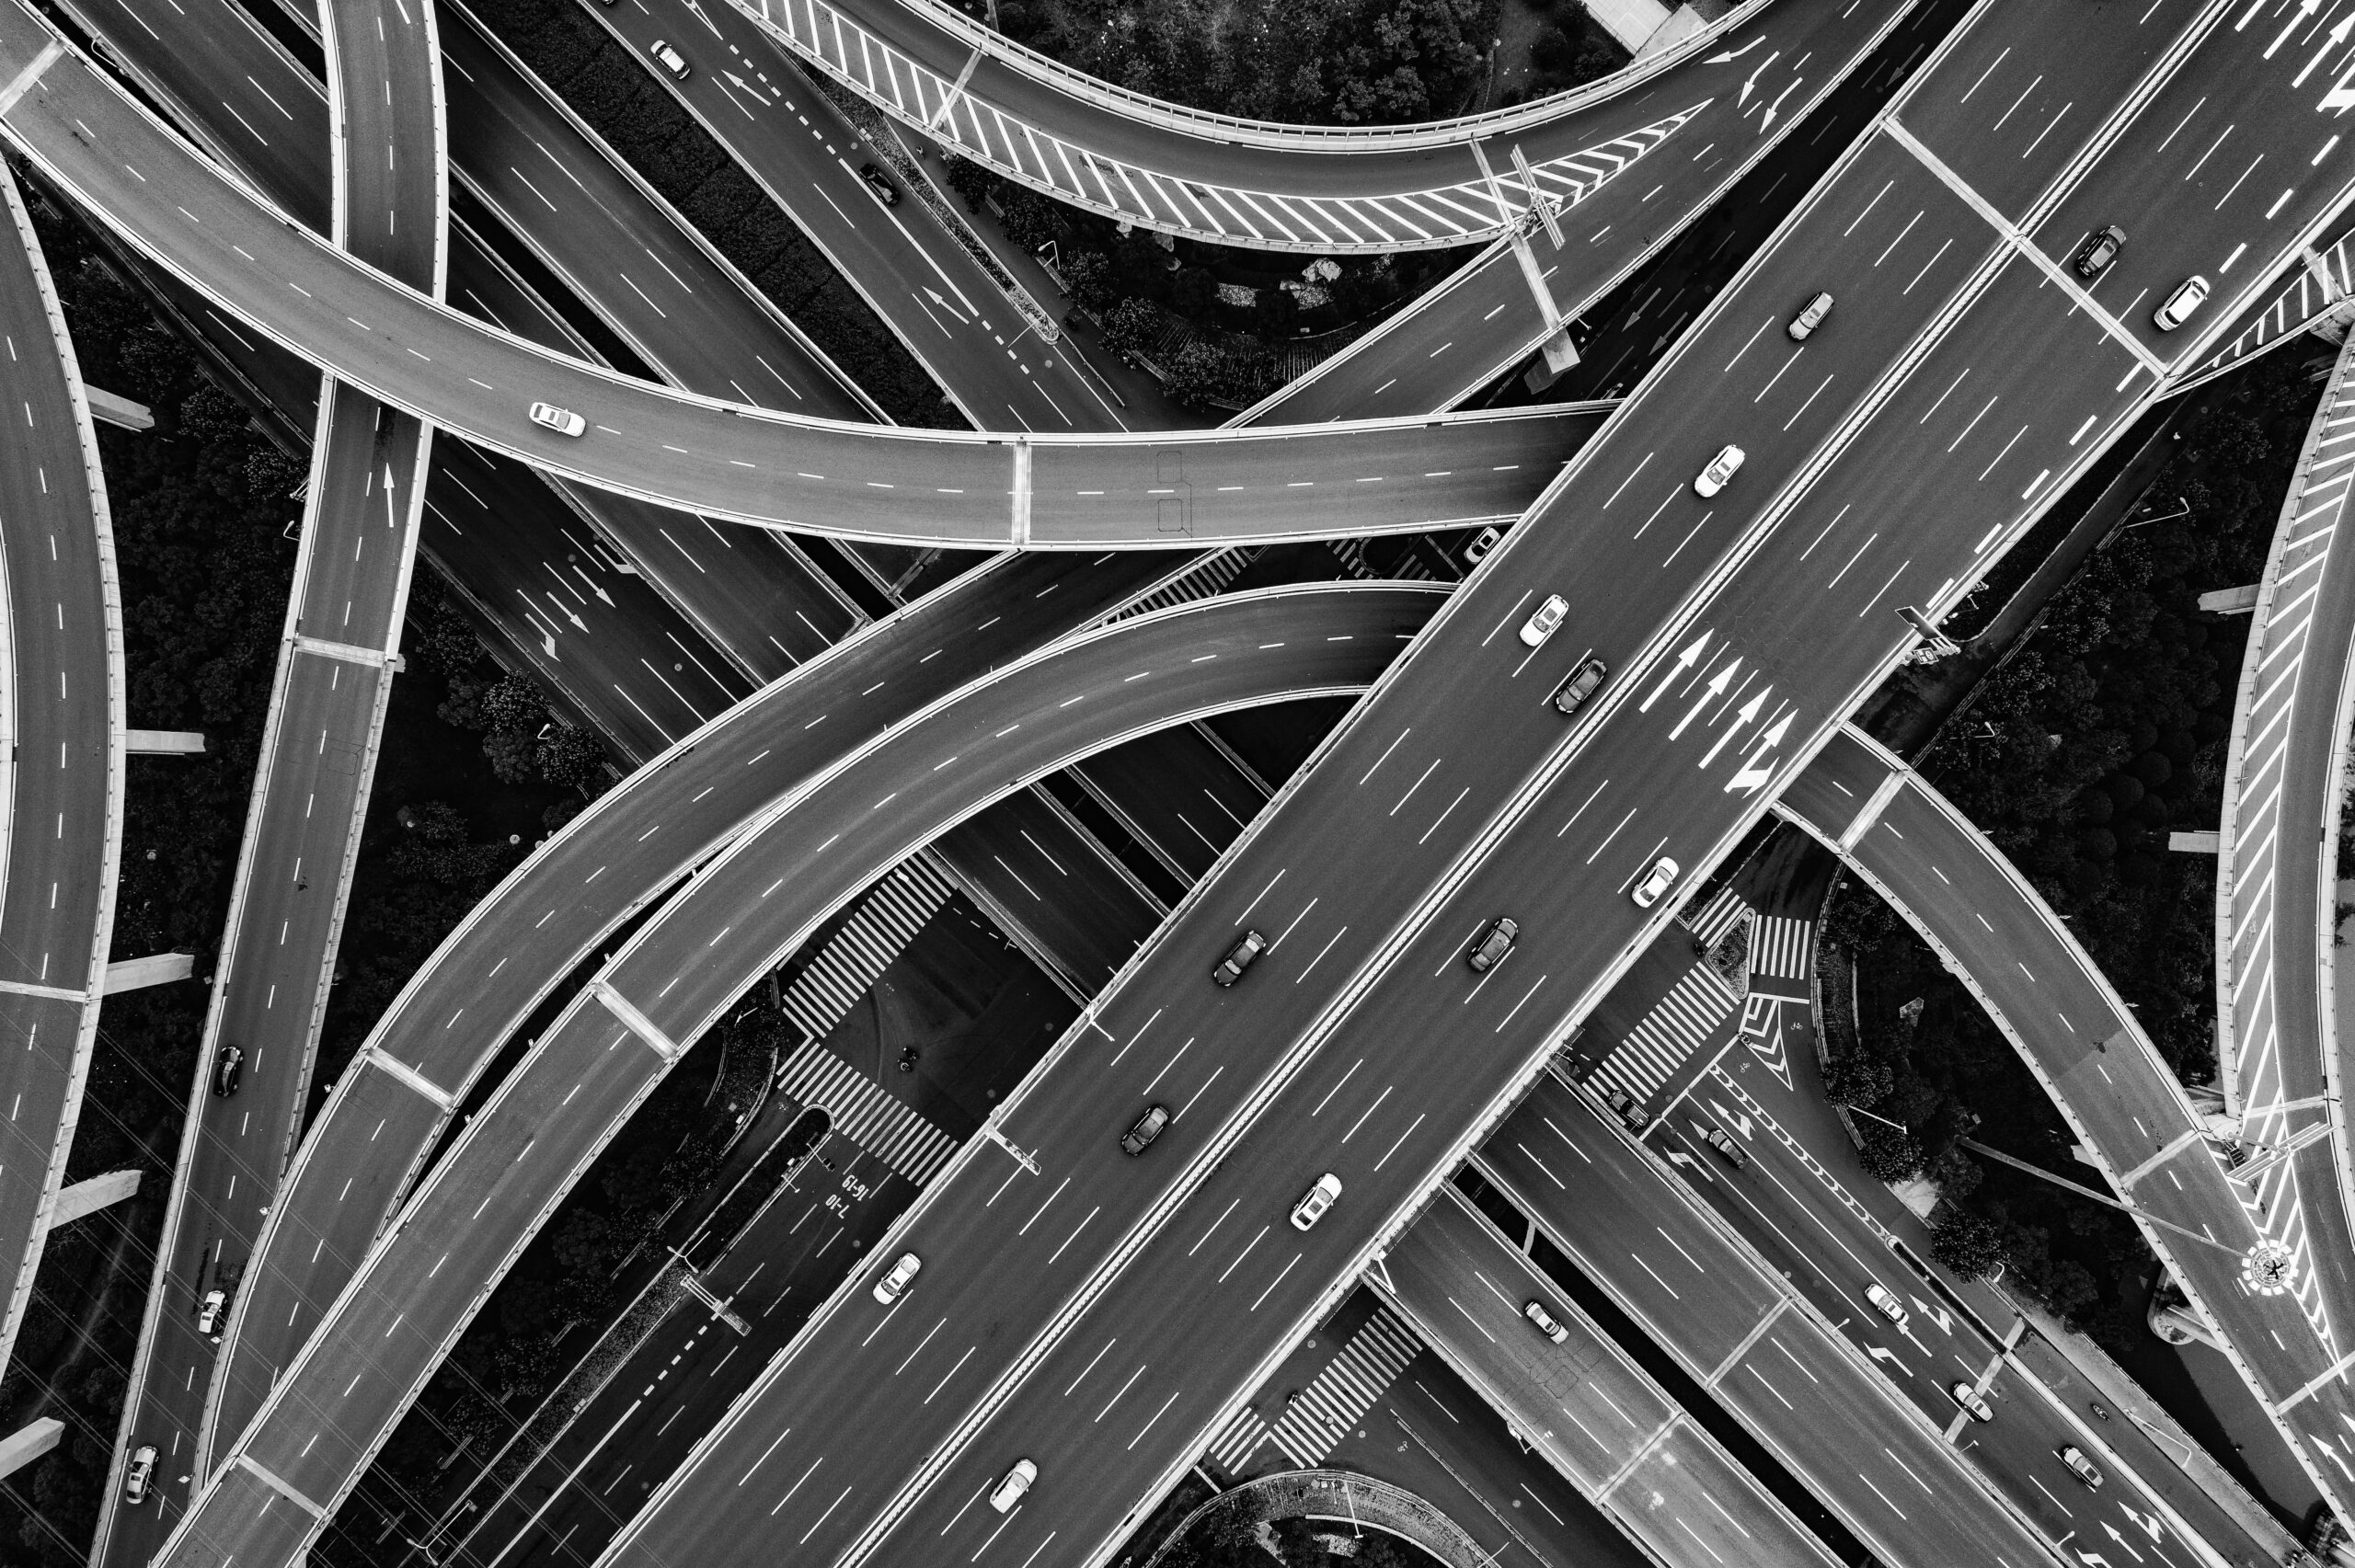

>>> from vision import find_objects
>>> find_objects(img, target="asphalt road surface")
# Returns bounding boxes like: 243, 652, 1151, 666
0, 9, 1604, 544
1384, 1188, 1844, 1568
573, 6, 2355, 1565
158, 584, 1434, 1568
0, 164, 125, 1372
201, 552, 1177, 1467
1779, 725, 2355, 1512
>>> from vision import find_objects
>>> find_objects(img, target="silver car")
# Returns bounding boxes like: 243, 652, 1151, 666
1631, 857, 1680, 908
1693, 445, 1745, 498
2154, 275, 2209, 331
872, 1251, 921, 1304
1786, 292, 1833, 341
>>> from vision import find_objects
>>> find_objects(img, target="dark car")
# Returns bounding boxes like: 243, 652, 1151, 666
858, 163, 901, 206
1465, 917, 1520, 973
2073, 224, 2125, 279
1602, 1085, 1650, 1132
1212, 929, 1269, 986
1121, 1104, 1171, 1156
1702, 1127, 1747, 1170
212, 1043, 244, 1098
1552, 658, 1608, 716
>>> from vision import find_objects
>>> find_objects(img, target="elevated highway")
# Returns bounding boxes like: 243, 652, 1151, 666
1383, 1188, 1845, 1568
91, 0, 449, 1558
728, 0, 1754, 248
202, 552, 1198, 1468
152, 582, 1437, 1568
0, 10, 1601, 546
2211, 326, 2355, 1402
0, 162, 126, 1378
555, 5, 2355, 1561
1778, 726, 2355, 1507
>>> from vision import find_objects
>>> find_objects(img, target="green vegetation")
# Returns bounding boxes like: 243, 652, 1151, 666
465, 0, 959, 427
947, 158, 1462, 408
1819, 347, 2330, 1345
0, 191, 625, 1562
1000, 0, 1497, 124
1160, 1512, 1442, 1568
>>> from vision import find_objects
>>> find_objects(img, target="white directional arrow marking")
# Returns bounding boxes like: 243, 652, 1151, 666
1706, 37, 1764, 63
925, 285, 972, 324
2295, 11, 2352, 84
1707, 1099, 1753, 1139
1739, 51, 1781, 106
1759, 78, 1801, 133
724, 71, 776, 106
1725, 712, 1793, 795
1699, 686, 1770, 769
1864, 1344, 1909, 1374
1670, 658, 1739, 739
1639, 632, 1710, 712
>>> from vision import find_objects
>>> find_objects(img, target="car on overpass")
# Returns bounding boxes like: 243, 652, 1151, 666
1291, 1173, 1343, 1230
1522, 1299, 1569, 1344
1465, 918, 1519, 972
1121, 1104, 1172, 1156
121, 1445, 155, 1505
989, 1459, 1038, 1513
1552, 658, 1608, 716
2073, 224, 2126, 279
1693, 445, 1744, 498
1212, 929, 1269, 986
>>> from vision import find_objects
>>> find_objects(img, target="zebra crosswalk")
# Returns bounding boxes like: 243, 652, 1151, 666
1591, 967, 1738, 1105
779, 860, 954, 1041
1117, 547, 1260, 617
1750, 916, 1814, 982
773, 1043, 958, 1185
1683, 887, 1754, 952
1205, 1307, 1419, 1471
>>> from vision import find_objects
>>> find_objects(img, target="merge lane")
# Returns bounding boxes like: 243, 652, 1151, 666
169, 591, 1432, 1567
591, 82, 2097, 1568
201, 552, 1175, 1458
0, 18, 1611, 546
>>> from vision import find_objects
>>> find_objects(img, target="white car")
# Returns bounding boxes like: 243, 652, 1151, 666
989, 1459, 1038, 1513
2154, 275, 2209, 331
1291, 1173, 1343, 1231
872, 1251, 921, 1304
1518, 593, 1568, 648
1865, 1281, 1911, 1328
528, 401, 586, 438
196, 1288, 226, 1337
1631, 857, 1679, 908
649, 38, 691, 79
122, 1445, 156, 1504
1694, 444, 1745, 498
1948, 1380, 1993, 1423
1523, 1299, 1569, 1344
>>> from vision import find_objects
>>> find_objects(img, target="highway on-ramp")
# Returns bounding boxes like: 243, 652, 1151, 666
1778, 725, 2355, 1509
0, 6, 1600, 546
155, 583, 1437, 1568
559, 6, 2355, 1563
0, 161, 126, 1379
92, 1, 448, 1559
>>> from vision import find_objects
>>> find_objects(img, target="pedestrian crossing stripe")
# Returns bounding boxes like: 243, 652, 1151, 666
1591, 966, 1738, 1106
1683, 887, 1754, 951
1749, 916, 1814, 981
779, 860, 955, 1041
1206, 1307, 1419, 1472
773, 1042, 957, 1185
